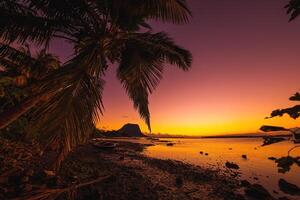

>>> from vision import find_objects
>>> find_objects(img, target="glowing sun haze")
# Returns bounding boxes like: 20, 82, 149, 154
51, 0, 300, 135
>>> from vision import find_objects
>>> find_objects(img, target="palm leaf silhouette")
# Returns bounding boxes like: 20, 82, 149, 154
0, 0, 192, 167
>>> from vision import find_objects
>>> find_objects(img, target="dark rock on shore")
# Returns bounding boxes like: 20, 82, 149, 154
225, 162, 240, 170
242, 155, 247, 159
245, 184, 273, 200
175, 176, 183, 188
268, 157, 276, 161
279, 178, 300, 196
278, 197, 290, 200
166, 143, 174, 146
1, 138, 247, 200
275, 156, 295, 173
262, 136, 285, 146
240, 180, 250, 187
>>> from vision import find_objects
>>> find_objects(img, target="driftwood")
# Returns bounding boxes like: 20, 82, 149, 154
13, 175, 111, 200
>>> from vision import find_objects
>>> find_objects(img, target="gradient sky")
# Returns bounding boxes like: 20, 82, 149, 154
50, 0, 300, 135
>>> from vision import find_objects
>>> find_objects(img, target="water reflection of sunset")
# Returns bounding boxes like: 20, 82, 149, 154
145, 138, 300, 198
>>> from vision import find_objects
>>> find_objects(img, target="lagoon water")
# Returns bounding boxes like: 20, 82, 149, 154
144, 138, 300, 199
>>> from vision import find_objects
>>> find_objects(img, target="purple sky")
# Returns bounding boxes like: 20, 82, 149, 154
49, 0, 300, 135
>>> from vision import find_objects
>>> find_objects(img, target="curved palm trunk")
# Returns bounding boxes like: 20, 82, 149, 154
0, 94, 43, 129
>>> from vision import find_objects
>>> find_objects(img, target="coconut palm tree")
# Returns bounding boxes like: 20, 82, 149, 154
0, 0, 192, 167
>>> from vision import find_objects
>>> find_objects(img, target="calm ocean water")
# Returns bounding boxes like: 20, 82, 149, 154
144, 138, 300, 199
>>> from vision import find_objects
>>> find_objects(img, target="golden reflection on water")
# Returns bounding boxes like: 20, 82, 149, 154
144, 138, 300, 198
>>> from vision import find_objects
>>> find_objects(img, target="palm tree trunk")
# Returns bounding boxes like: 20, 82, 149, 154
0, 94, 43, 129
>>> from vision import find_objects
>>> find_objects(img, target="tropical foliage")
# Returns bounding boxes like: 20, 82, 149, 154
266, 92, 300, 120
264, 0, 300, 121
0, 45, 60, 140
0, 0, 192, 168
286, 0, 300, 21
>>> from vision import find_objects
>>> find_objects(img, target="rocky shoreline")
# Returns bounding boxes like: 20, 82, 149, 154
0, 138, 293, 200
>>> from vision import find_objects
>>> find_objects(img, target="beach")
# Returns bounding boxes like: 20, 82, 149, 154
0, 137, 299, 200
1, 137, 300, 200
0, 138, 242, 200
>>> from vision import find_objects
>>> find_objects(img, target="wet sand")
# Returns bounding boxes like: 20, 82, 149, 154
1, 137, 292, 200
60, 139, 244, 200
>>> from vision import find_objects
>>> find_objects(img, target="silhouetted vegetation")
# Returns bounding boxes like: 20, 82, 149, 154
0, 46, 60, 141
0, 0, 192, 167
261, 92, 300, 173
286, 0, 300, 21
1, 1, 300, 199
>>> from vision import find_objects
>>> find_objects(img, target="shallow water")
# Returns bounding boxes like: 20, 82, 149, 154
144, 138, 300, 199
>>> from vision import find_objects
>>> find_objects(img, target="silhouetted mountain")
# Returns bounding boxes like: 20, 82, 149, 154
107, 123, 146, 137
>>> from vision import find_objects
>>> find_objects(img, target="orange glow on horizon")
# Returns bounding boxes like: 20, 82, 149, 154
91, 1, 300, 136
97, 114, 300, 136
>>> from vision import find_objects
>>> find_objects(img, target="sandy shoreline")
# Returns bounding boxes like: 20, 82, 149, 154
61, 139, 244, 200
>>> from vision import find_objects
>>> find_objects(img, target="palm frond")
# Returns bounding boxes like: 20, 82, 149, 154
0, 0, 35, 15
118, 31, 191, 131
0, 0, 193, 168
285, 0, 300, 21
128, 32, 192, 70
28, 0, 98, 32
90, 0, 191, 30
31, 70, 105, 168
28, 40, 107, 167
0, 2, 74, 44
143, 0, 192, 24
118, 47, 159, 131
0, 43, 35, 72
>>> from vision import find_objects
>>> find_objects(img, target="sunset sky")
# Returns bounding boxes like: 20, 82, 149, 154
51, 0, 300, 135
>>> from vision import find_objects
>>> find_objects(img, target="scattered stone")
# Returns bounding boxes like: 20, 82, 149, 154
228, 148, 233, 150
43, 170, 55, 177
278, 197, 290, 200
276, 157, 295, 173
175, 176, 183, 188
278, 178, 300, 196
253, 177, 259, 181
22, 184, 32, 192
273, 190, 278, 194
225, 162, 239, 170
262, 136, 285, 146
24, 169, 34, 177
119, 156, 125, 161
242, 155, 247, 159
20, 176, 29, 183
199, 151, 203, 154
245, 184, 273, 199
46, 176, 61, 188
240, 180, 250, 187
205, 153, 209, 156
268, 157, 276, 161
166, 143, 174, 146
